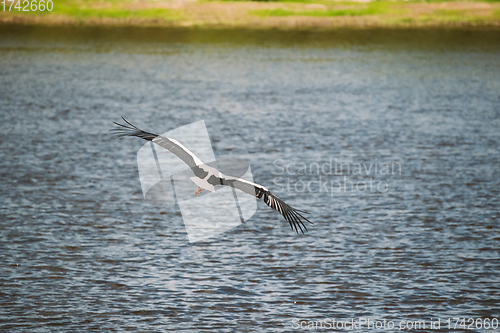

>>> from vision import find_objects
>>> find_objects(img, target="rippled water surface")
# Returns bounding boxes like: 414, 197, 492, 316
1, 26, 499, 332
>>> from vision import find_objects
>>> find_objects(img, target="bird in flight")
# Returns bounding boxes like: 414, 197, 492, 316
111, 118, 312, 234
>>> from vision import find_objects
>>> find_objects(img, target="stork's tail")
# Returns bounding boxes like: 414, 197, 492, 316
110, 117, 158, 141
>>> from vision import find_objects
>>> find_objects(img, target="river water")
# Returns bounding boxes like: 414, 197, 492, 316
0, 26, 499, 332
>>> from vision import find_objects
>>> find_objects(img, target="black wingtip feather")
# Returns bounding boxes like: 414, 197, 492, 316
111, 117, 158, 141
262, 192, 312, 234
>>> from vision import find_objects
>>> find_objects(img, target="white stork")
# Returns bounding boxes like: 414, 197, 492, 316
111, 117, 312, 234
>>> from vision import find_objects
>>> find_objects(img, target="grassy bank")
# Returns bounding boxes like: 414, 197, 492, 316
1, 0, 500, 29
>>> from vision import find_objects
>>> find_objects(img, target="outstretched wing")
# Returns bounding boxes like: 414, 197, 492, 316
111, 117, 209, 179
151, 136, 209, 179
220, 175, 313, 234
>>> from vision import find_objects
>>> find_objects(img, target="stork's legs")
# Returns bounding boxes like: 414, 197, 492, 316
195, 187, 203, 195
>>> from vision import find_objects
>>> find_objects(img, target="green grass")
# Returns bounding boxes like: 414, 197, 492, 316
1, 0, 498, 28
54, 7, 183, 20
250, 2, 399, 17
6, 0, 185, 20
1, 0, 185, 20
392, 7, 500, 24
251, 8, 380, 17
420, 8, 500, 22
